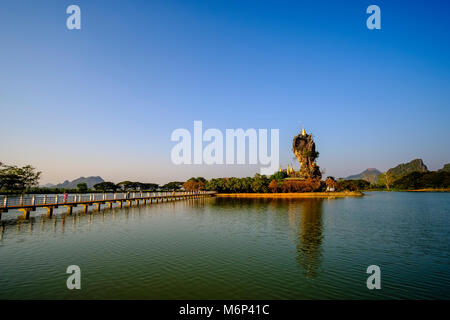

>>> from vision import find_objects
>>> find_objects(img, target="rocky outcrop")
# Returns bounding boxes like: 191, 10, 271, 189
377, 159, 428, 186
386, 159, 428, 177
292, 130, 321, 180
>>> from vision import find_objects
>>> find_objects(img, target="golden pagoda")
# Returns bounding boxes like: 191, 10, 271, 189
290, 164, 294, 174
301, 125, 306, 136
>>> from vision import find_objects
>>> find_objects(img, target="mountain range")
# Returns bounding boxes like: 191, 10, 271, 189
345, 159, 432, 185
344, 168, 381, 184
42, 176, 104, 189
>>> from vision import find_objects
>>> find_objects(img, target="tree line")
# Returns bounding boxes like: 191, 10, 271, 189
388, 171, 450, 190
0, 161, 368, 194
3, 160, 447, 195
0, 162, 185, 194
202, 174, 369, 193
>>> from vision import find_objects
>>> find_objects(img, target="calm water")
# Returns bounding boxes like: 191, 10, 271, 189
0, 192, 449, 299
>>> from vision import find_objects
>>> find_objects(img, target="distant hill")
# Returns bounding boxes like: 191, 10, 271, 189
47, 176, 105, 189
41, 183, 55, 188
345, 168, 381, 184
377, 159, 428, 187
386, 159, 428, 177
438, 163, 450, 172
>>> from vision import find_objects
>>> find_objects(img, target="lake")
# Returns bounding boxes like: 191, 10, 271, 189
0, 192, 449, 299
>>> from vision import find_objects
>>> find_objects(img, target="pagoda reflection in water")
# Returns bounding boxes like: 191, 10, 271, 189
287, 198, 324, 278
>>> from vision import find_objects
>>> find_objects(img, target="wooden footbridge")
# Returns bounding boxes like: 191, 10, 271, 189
0, 191, 216, 220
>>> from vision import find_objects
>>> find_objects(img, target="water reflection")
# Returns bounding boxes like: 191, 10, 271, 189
0, 198, 212, 243
288, 199, 324, 278
212, 197, 324, 278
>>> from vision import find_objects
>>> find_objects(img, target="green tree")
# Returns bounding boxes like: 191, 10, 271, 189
93, 182, 117, 192
195, 177, 207, 184
0, 162, 41, 191
0, 173, 22, 190
392, 171, 450, 190
270, 171, 288, 181
77, 182, 88, 192
251, 174, 269, 193
117, 181, 133, 191
205, 179, 218, 192
162, 181, 183, 191
377, 172, 394, 190
139, 183, 159, 191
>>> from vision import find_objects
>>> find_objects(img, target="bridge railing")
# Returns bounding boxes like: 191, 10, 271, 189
0, 191, 215, 209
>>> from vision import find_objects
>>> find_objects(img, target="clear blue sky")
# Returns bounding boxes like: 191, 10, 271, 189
0, 0, 449, 184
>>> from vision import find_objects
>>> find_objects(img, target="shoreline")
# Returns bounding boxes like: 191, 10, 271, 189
406, 188, 450, 192
215, 191, 363, 198
365, 189, 450, 192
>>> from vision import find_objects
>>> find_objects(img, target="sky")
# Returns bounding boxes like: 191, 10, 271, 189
0, 0, 449, 185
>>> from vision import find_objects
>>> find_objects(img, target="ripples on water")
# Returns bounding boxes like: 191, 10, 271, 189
0, 192, 449, 299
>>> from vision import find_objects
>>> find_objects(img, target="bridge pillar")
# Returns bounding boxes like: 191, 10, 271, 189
19, 208, 33, 220
80, 204, 90, 213
44, 207, 54, 217
107, 202, 113, 209
65, 205, 74, 215
95, 203, 102, 211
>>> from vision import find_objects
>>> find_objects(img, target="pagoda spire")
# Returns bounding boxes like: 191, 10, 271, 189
301, 125, 306, 136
